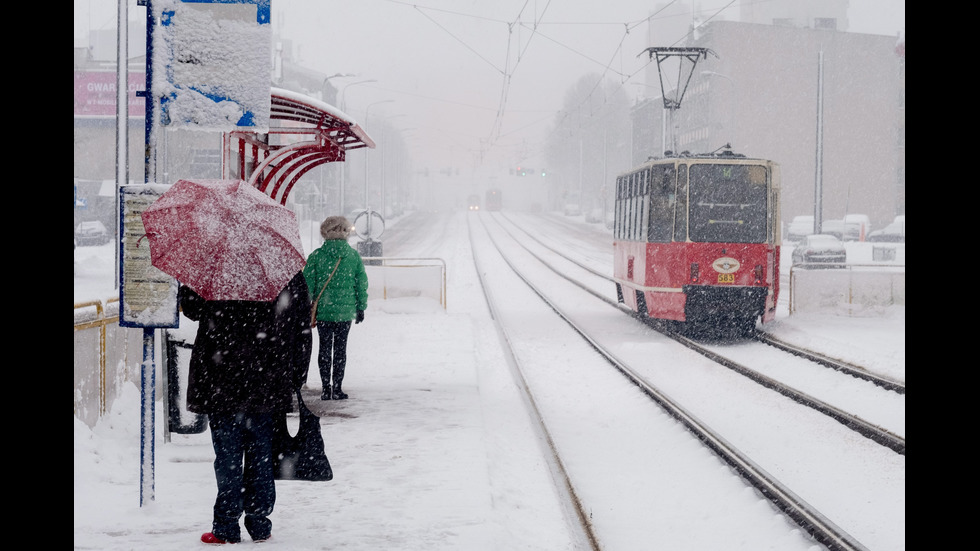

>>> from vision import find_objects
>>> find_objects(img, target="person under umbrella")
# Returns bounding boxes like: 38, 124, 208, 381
141, 179, 314, 544
302, 216, 369, 400
180, 271, 312, 544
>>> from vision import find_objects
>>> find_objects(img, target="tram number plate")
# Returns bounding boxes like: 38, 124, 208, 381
717, 273, 735, 283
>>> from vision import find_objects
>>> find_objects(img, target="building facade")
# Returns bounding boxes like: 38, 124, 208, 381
632, 19, 905, 229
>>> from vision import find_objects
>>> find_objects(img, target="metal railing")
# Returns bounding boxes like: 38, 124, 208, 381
74, 297, 144, 427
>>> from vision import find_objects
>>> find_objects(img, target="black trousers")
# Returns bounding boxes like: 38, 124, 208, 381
208, 412, 275, 542
316, 320, 352, 390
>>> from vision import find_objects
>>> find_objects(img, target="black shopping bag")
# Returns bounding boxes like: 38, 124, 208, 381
272, 389, 334, 481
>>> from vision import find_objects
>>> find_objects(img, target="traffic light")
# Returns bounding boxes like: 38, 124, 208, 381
516, 166, 545, 177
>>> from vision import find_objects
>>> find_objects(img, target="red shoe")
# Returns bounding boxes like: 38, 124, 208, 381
201, 532, 236, 544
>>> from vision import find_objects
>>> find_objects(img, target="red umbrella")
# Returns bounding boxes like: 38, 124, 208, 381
141, 179, 306, 302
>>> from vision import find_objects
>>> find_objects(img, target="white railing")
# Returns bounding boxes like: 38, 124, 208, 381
361, 257, 447, 309
788, 264, 905, 316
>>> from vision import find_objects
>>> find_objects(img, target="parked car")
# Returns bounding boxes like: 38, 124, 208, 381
74, 221, 109, 246
791, 234, 847, 268
842, 213, 872, 241
867, 215, 905, 243
817, 219, 846, 241
785, 215, 814, 242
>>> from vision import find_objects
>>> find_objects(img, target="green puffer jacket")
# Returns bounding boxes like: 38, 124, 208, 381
303, 240, 369, 322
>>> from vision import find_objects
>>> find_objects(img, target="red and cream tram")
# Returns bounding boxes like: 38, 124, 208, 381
613, 152, 780, 337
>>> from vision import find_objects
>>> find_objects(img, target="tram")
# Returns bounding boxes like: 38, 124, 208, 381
485, 189, 502, 211
613, 151, 780, 337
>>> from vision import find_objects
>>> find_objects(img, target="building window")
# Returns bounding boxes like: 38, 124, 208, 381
814, 18, 837, 30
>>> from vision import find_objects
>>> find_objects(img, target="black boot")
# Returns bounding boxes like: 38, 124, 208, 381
332, 383, 348, 400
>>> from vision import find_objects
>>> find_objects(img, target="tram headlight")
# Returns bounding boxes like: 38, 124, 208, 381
690, 262, 699, 283
754, 265, 764, 284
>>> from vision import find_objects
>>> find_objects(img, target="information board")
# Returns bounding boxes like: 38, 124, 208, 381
120, 184, 179, 328
155, 0, 272, 130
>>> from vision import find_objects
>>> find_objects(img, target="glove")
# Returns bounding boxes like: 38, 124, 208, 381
355, 310, 365, 324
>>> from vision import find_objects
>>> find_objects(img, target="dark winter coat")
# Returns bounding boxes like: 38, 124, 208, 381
179, 272, 313, 415
303, 239, 368, 322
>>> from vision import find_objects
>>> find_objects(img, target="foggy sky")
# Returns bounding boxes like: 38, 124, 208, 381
75, 0, 905, 173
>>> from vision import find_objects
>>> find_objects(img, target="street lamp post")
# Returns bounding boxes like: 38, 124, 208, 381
701, 71, 737, 149
379, 115, 406, 220
363, 100, 394, 236
339, 79, 377, 115
336, 79, 377, 215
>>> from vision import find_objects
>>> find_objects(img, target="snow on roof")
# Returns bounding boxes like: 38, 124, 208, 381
271, 87, 357, 127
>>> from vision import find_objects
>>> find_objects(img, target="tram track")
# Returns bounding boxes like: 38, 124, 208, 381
500, 212, 902, 383
495, 211, 905, 448
470, 212, 884, 551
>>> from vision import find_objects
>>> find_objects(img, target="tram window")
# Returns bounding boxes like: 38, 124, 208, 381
631, 172, 640, 241
648, 166, 674, 242
673, 165, 688, 242
613, 179, 619, 239
624, 175, 632, 240
688, 164, 768, 243
637, 170, 647, 241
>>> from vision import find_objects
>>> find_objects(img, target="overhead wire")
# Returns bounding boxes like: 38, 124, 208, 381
376, 0, 738, 165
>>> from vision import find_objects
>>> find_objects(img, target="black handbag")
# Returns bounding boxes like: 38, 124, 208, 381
272, 389, 334, 481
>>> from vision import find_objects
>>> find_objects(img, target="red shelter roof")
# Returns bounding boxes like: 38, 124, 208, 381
227, 87, 375, 205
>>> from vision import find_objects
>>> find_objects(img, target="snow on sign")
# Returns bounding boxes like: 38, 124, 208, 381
154, 0, 271, 131
120, 184, 179, 328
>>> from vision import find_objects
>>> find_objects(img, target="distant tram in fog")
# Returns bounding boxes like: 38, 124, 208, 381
485, 189, 502, 211
613, 151, 781, 338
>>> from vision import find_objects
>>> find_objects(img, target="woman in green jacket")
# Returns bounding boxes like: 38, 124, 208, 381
303, 216, 369, 400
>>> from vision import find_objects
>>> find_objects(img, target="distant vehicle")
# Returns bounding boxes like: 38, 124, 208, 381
867, 215, 904, 243
585, 208, 604, 223
817, 219, 846, 241
485, 189, 502, 211
74, 221, 109, 246
563, 192, 582, 216
785, 215, 814, 242
467, 195, 480, 211
791, 234, 846, 268
842, 213, 872, 241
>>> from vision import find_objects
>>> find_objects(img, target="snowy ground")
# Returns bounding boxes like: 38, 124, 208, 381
74, 211, 904, 550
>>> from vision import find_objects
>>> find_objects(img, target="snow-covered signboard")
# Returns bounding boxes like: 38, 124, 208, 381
120, 184, 179, 328
154, 0, 271, 131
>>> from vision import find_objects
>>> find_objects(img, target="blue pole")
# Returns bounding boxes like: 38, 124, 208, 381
139, 0, 157, 507
140, 328, 156, 506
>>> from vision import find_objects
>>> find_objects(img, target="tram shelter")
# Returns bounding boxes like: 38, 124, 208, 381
225, 87, 376, 204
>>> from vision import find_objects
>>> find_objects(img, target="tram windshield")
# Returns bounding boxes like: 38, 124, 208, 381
688, 164, 768, 243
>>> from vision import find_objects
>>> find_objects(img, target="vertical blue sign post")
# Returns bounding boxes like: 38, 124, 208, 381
132, 0, 272, 507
